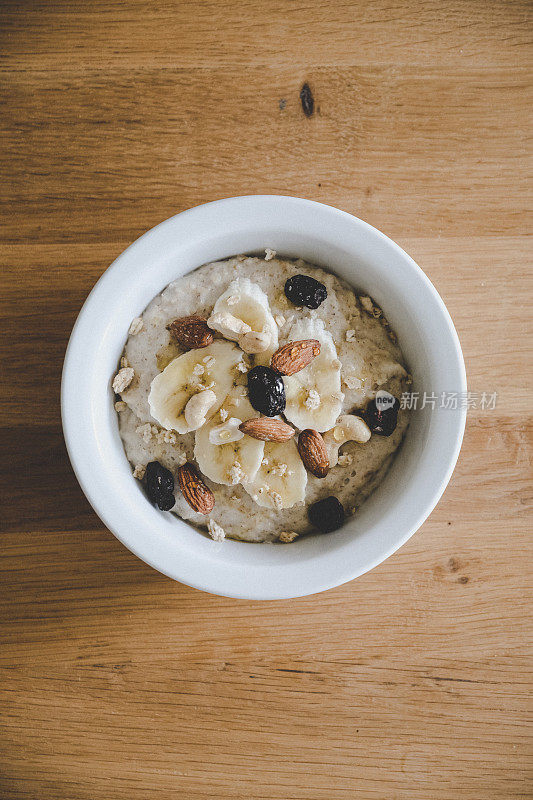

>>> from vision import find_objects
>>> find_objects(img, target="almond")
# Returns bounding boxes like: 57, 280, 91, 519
167, 316, 213, 349
297, 429, 330, 478
271, 339, 320, 376
177, 462, 215, 514
239, 417, 295, 442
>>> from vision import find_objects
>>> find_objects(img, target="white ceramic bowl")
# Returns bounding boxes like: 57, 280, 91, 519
62, 195, 466, 600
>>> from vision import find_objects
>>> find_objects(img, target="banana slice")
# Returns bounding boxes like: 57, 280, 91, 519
243, 439, 307, 510
283, 318, 344, 432
148, 341, 242, 433
207, 278, 278, 359
194, 387, 265, 486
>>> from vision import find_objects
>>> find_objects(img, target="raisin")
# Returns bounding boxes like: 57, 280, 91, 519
308, 496, 345, 533
153, 492, 176, 512
247, 366, 286, 416
144, 461, 175, 511
364, 392, 399, 436
284, 274, 327, 309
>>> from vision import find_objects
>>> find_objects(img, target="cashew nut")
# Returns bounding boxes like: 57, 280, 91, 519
184, 389, 216, 430
208, 417, 244, 446
373, 360, 407, 385
207, 311, 251, 341
323, 414, 371, 466
238, 329, 271, 354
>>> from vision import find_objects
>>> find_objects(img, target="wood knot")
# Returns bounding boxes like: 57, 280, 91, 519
300, 82, 314, 117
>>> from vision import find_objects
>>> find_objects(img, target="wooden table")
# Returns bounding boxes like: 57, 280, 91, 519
1, 2, 532, 798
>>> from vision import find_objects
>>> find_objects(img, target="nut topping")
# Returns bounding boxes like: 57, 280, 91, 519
177, 462, 215, 515
239, 417, 295, 442
207, 311, 251, 339
207, 518, 226, 541
112, 366, 134, 393
167, 316, 214, 349
128, 317, 144, 336
238, 329, 271, 354
184, 389, 217, 430
323, 415, 371, 467
271, 339, 320, 376
297, 429, 330, 478
278, 530, 299, 543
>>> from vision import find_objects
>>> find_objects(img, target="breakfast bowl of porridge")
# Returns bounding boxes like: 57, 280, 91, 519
62, 196, 466, 599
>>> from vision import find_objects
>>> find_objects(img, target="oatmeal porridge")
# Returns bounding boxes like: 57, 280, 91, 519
113, 252, 411, 542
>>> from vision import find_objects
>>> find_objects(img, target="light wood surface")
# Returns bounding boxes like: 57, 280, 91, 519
1, 2, 532, 798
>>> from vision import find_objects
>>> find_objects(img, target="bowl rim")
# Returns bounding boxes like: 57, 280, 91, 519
61, 195, 467, 599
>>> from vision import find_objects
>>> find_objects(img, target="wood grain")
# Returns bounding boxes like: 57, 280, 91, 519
1, 2, 532, 798
2, 66, 531, 243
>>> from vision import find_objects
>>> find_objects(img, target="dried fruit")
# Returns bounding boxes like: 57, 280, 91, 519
247, 365, 286, 417
271, 339, 321, 376
144, 461, 175, 511
308, 496, 344, 533
167, 316, 213, 349
297, 429, 330, 478
239, 417, 295, 442
364, 393, 399, 436
284, 274, 327, 309
177, 462, 215, 515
